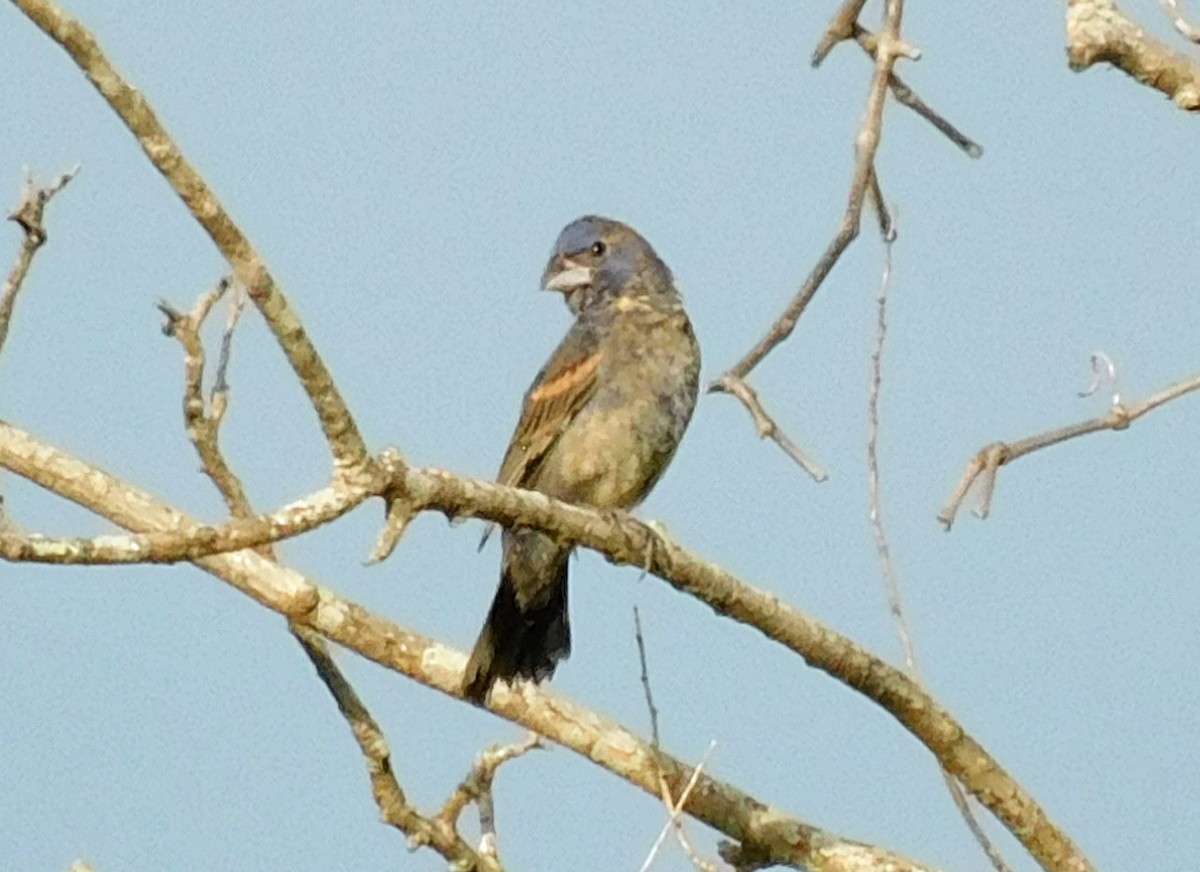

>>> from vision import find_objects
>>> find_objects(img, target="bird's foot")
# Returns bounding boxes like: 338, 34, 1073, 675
637, 519, 673, 580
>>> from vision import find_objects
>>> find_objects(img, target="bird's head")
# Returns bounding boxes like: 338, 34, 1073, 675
541, 216, 673, 313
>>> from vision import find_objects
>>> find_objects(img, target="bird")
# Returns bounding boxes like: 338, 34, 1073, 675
462, 215, 700, 703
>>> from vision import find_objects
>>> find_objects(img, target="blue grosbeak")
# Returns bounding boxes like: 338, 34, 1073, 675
462, 216, 700, 703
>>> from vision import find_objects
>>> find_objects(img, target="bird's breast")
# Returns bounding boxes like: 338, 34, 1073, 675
536, 306, 699, 509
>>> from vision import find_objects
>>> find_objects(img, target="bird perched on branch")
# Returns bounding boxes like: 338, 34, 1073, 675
462, 216, 700, 703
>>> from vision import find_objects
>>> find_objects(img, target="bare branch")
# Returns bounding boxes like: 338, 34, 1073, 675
158, 278, 263, 524
0, 479, 373, 564
437, 733, 542, 863
1, 165, 79, 363
12, 0, 370, 469
293, 624, 500, 870
853, 29, 983, 158
865, 166, 894, 240
366, 486, 418, 565
1067, 0, 1200, 111
0, 420, 1093, 872
939, 368, 1200, 529
710, 375, 827, 482
711, 1, 917, 480
812, 0, 870, 66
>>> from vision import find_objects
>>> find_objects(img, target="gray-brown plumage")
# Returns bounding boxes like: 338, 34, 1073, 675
462, 216, 700, 703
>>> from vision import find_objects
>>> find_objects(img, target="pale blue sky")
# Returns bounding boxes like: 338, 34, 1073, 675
3, 2, 1198, 871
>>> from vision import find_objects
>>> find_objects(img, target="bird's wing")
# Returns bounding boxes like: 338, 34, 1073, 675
497, 331, 602, 488
478, 330, 601, 551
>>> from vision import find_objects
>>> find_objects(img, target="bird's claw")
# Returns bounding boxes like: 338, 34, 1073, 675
637, 519, 672, 580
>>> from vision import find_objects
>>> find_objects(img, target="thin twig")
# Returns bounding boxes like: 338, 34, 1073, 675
711, 0, 911, 481
939, 368, 1200, 529
852, 28, 983, 158
635, 611, 728, 871
673, 822, 724, 872
640, 741, 719, 872
436, 733, 542, 861
1, 165, 79, 363
714, 0, 907, 382
866, 166, 894, 240
159, 279, 259, 526
633, 607, 661, 749
1162, 0, 1200, 42
713, 374, 828, 481
14, 0, 371, 468
212, 280, 246, 400
867, 219, 912, 672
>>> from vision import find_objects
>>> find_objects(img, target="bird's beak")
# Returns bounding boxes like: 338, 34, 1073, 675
542, 257, 595, 294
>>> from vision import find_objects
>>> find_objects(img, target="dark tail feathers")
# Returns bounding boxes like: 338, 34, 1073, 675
462, 564, 570, 703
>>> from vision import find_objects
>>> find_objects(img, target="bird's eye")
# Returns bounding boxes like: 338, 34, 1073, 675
590, 241, 606, 256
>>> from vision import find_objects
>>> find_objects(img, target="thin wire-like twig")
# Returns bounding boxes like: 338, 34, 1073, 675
634, 610, 725, 872
867, 218, 913, 672
866, 223, 1014, 872
634, 607, 661, 750
640, 739, 720, 872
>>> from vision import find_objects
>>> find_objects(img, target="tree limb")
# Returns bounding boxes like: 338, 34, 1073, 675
1067, 0, 1200, 111
0, 419, 1092, 872
11, 0, 371, 469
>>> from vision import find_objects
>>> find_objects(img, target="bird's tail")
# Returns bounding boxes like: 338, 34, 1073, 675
462, 560, 570, 704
